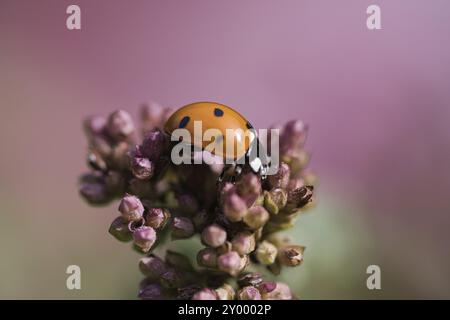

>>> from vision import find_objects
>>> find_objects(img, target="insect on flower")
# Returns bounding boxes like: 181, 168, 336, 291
164, 101, 272, 181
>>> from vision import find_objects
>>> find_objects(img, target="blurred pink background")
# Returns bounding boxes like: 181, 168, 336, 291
1, 0, 449, 298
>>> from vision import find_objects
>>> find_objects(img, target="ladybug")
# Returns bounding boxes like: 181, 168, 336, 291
164, 101, 270, 180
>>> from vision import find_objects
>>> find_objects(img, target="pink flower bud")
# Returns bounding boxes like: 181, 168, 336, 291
217, 251, 241, 275
201, 224, 227, 248
107, 110, 135, 141
141, 129, 167, 160
118, 194, 144, 222
267, 162, 290, 189
231, 232, 256, 255
278, 245, 305, 267
197, 248, 218, 268
133, 226, 156, 253
237, 286, 262, 300
131, 157, 154, 180
171, 217, 195, 239
223, 193, 247, 222
146, 208, 170, 229
108, 217, 132, 242
191, 288, 218, 300
243, 206, 269, 230
139, 255, 167, 278
261, 282, 293, 300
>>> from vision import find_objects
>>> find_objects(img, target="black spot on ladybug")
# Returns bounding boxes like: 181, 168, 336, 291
214, 108, 224, 117
179, 116, 190, 128
246, 122, 253, 129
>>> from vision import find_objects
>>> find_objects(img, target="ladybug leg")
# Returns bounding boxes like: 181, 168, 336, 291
231, 164, 243, 183
217, 164, 233, 183
234, 164, 243, 176
260, 163, 268, 180
218, 166, 228, 183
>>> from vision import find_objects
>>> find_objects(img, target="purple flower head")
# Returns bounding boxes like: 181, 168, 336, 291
78, 105, 316, 300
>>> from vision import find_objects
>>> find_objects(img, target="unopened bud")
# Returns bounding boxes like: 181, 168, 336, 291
141, 101, 164, 131
237, 286, 262, 300
197, 248, 218, 268
217, 251, 241, 276
278, 245, 305, 267
141, 129, 167, 161
138, 283, 165, 300
201, 224, 227, 248
237, 173, 262, 197
264, 188, 287, 215
83, 115, 106, 140
261, 282, 293, 300
171, 217, 195, 239
215, 283, 235, 300
267, 162, 290, 189
118, 194, 144, 222
107, 110, 135, 141
223, 193, 247, 222
146, 208, 170, 229
139, 255, 167, 278
79, 181, 110, 205
231, 232, 255, 256
243, 206, 269, 230
287, 186, 313, 210
133, 226, 156, 253
191, 288, 218, 300
256, 241, 278, 265
131, 157, 154, 180
108, 217, 132, 242
160, 269, 184, 289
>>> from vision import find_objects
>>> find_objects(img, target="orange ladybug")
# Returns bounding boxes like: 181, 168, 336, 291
164, 102, 269, 180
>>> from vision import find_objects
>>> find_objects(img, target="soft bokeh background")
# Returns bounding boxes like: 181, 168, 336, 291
1, 0, 449, 299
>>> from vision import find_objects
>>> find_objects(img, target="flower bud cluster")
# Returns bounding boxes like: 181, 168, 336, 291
79, 102, 316, 300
